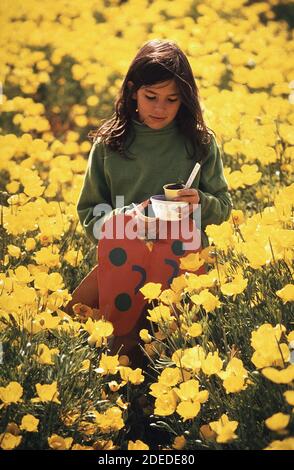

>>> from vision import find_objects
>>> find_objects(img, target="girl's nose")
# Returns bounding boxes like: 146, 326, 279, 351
154, 103, 166, 113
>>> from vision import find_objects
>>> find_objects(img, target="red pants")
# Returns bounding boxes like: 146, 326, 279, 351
65, 212, 205, 365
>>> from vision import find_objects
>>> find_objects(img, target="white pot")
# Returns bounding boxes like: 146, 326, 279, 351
150, 195, 189, 221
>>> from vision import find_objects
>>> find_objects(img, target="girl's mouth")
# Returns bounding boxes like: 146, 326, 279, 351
150, 116, 166, 121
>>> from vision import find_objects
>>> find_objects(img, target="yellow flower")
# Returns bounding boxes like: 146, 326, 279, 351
14, 266, 34, 284
223, 375, 246, 394
72, 444, 94, 450
80, 359, 90, 372
87, 95, 99, 106
179, 252, 205, 272
83, 318, 96, 334
36, 344, 59, 365
251, 324, 290, 368
47, 272, 64, 291
108, 381, 120, 392
238, 242, 270, 270
251, 345, 290, 369
209, 414, 238, 443
221, 274, 248, 299
171, 349, 185, 367
251, 324, 285, 349
176, 400, 201, 421
61, 410, 80, 427
186, 272, 215, 291
116, 396, 128, 409
93, 319, 114, 337
0, 433, 22, 450
139, 328, 152, 343
288, 331, 294, 343
159, 288, 180, 305
85, 320, 113, 347
64, 249, 83, 267
25, 312, 61, 333
128, 440, 149, 450
181, 346, 206, 371
154, 390, 178, 416
20, 414, 39, 432
147, 305, 172, 323
264, 437, 294, 450
33, 382, 61, 404
174, 379, 200, 401
276, 284, 294, 303
230, 210, 245, 225
158, 367, 182, 387
95, 407, 124, 433
171, 274, 187, 293
218, 358, 248, 394
224, 357, 248, 376
88, 331, 103, 347
34, 246, 60, 268
40, 312, 61, 330
187, 322, 202, 337
240, 164, 262, 185
283, 391, 294, 406
78, 421, 97, 436
128, 368, 145, 385
200, 246, 217, 264
38, 234, 52, 246
7, 244, 21, 258
140, 282, 162, 301
172, 435, 186, 450
265, 413, 290, 431
119, 366, 133, 382
262, 365, 294, 384
48, 434, 73, 450
0, 382, 23, 405
201, 352, 223, 376
74, 115, 88, 127
97, 354, 119, 375
93, 439, 117, 450
205, 221, 234, 251
25, 238, 36, 251
149, 382, 171, 398
191, 289, 220, 313
34, 272, 50, 291
24, 182, 44, 198
6, 180, 20, 193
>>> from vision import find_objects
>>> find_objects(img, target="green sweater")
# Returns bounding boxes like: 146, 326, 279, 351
77, 118, 233, 248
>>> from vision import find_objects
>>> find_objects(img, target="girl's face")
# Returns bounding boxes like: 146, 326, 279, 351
129, 79, 181, 129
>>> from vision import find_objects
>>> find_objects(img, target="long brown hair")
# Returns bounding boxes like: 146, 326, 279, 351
88, 39, 214, 161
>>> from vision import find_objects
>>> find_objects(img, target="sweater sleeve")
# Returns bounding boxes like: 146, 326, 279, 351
198, 134, 233, 229
77, 140, 112, 245
77, 140, 138, 244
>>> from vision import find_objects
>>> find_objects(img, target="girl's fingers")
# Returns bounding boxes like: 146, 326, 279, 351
177, 189, 198, 196
174, 196, 199, 203
174, 195, 196, 200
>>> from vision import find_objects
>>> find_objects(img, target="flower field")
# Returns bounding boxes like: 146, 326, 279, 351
0, 0, 293, 451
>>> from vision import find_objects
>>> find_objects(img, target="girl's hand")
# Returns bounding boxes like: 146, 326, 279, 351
126, 199, 160, 239
174, 188, 200, 214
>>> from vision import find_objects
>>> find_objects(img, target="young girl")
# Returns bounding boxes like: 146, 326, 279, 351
65, 39, 232, 364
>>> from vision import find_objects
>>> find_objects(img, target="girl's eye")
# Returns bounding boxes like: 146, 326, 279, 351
145, 95, 178, 103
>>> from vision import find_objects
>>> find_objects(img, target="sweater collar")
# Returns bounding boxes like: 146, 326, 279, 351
131, 117, 178, 135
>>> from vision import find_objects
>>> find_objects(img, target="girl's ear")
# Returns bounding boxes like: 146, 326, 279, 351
127, 80, 137, 100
